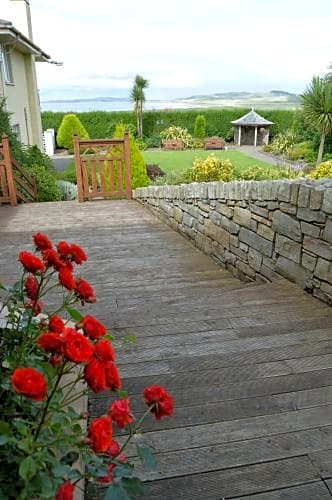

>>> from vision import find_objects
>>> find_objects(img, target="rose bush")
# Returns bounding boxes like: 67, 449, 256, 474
0, 233, 173, 499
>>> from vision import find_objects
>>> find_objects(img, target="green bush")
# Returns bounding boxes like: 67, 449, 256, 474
194, 115, 206, 138
190, 154, 233, 182
268, 130, 296, 155
25, 164, 61, 201
308, 160, 332, 179
160, 126, 193, 148
57, 160, 77, 184
57, 114, 89, 151
113, 123, 150, 189
57, 180, 77, 200
192, 139, 204, 148
286, 141, 314, 161
237, 165, 274, 180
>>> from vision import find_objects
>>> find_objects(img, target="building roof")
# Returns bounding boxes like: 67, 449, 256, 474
0, 19, 50, 62
231, 109, 274, 126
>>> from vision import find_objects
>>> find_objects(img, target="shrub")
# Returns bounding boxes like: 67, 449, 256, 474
237, 165, 274, 180
194, 115, 206, 138
286, 141, 314, 161
57, 114, 90, 151
0, 233, 174, 499
192, 139, 204, 149
113, 123, 150, 189
190, 154, 233, 182
269, 130, 296, 155
57, 180, 78, 200
25, 164, 61, 202
308, 160, 332, 179
160, 126, 193, 148
58, 160, 77, 184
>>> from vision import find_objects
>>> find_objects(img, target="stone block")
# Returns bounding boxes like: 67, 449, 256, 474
297, 207, 326, 223
323, 218, 332, 243
275, 256, 312, 288
272, 210, 302, 242
321, 281, 332, 298
322, 189, 332, 214
230, 245, 248, 261
215, 202, 233, 218
300, 222, 320, 238
279, 202, 297, 215
233, 207, 251, 229
239, 227, 273, 257
248, 248, 263, 272
203, 220, 230, 249
209, 210, 222, 226
298, 185, 310, 207
249, 204, 269, 218
314, 257, 332, 284
278, 182, 291, 202
197, 201, 210, 213
275, 234, 301, 263
224, 250, 236, 265
267, 202, 279, 211
239, 242, 249, 252
303, 236, 332, 260
230, 235, 239, 248
172, 206, 183, 223
195, 232, 213, 255
252, 213, 272, 226
250, 220, 258, 231
220, 216, 240, 235
207, 182, 218, 199
182, 212, 193, 227
159, 200, 173, 217
310, 189, 323, 210
291, 183, 299, 205
257, 224, 275, 241
236, 260, 256, 279
302, 252, 317, 272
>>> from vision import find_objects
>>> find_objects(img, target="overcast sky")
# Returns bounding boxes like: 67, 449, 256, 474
31, 0, 332, 101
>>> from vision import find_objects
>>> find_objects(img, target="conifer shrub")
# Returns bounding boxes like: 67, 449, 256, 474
194, 115, 206, 138
57, 114, 90, 152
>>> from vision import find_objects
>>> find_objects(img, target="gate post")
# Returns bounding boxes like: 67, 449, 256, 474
73, 134, 84, 202
124, 132, 132, 200
2, 135, 17, 206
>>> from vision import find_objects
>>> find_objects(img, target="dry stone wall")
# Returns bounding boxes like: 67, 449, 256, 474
133, 179, 332, 305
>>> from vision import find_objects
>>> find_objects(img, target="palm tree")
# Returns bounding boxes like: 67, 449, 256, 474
130, 75, 149, 138
301, 76, 332, 166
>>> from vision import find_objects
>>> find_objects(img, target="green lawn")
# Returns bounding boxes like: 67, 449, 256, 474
142, 149, 274, 176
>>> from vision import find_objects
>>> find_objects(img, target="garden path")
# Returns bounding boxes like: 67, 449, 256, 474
232, 145, 302, 169
0, 200, 332, 499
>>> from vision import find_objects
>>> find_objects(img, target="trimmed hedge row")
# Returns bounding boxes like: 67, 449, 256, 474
42, 108, 298, 143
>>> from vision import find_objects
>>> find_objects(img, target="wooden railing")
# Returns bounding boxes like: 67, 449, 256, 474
0, 135, 37, 206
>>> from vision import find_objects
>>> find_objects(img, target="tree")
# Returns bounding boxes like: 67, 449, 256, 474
301, 76, 332, 166
130, 75, 149, 138
57, 114, 89, 151
194, 114, 207, 138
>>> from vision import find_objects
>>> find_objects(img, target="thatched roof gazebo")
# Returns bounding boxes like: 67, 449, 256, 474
231, 109, 274, 146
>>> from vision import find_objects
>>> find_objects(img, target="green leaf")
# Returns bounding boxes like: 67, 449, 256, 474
136, 445, 157, 471
0, 420, 11, 437
122, 477, 144, 496
65, 307, 83, 322
0, 435, 8, 445
122, 335, 136, 344
19, 456, 37, 480
116, 389, 129, 399
52, 463, 72, 478
105, 484, 131, 500
60, 451, 79, 466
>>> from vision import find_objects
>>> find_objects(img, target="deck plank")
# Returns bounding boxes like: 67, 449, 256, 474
1, 200, 331, 499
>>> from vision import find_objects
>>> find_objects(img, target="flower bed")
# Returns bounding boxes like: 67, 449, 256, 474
0, 233, 173, 499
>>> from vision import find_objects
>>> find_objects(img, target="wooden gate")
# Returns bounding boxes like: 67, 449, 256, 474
0, 135, 37, 206
73, 133, 132, 202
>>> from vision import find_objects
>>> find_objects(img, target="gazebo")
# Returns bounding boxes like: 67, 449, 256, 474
231, 109, 274, 147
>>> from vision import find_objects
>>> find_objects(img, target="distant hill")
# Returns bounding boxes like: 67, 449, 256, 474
176, 90, 300, 109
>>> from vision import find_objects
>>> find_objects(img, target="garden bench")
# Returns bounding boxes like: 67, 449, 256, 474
162, 139, 184, 150
204, 137, 225, 150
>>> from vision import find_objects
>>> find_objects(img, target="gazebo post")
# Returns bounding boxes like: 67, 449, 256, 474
254, 127, 258, 147
238, 126, 241, 146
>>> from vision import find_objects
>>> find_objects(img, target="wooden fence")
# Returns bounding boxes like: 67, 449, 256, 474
0, 135, 37, 206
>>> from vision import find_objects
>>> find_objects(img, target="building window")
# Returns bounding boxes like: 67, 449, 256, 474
0, 47, 14, 84
12, 124, 21, 140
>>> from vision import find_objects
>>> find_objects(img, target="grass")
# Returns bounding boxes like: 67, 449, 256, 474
142, 149, 274, 176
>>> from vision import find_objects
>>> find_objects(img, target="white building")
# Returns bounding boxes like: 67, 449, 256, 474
0, 0, 50, 148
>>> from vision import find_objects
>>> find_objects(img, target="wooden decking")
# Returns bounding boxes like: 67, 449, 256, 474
1, 200, 332, 499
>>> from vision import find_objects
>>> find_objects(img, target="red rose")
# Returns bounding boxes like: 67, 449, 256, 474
98, 463, 116, 484
50, 354, 62, 366
57, 241, 72, 258
104, 362, 121, 390
41, 249, 63, 271
108, 399, 133, 429
70, 243, 87, 265
11, 367, 47, 401
58, 268, 76, 290
88, 416, 112, 453
76, 278, 96, 303
25, 299, 43, 316
25, 275, 39, 300
49, 315, 65, 333
63, 330, 94, 363
19, 251, 45, 273
143, 385, 174, 420
55, 481, 74, 500
37, 332, 63, 353
84, 358, 106, 393
82, 315, 106, 339
109, 439, 121, 457
94, 339, 115, 362
33, 232, 52, 251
